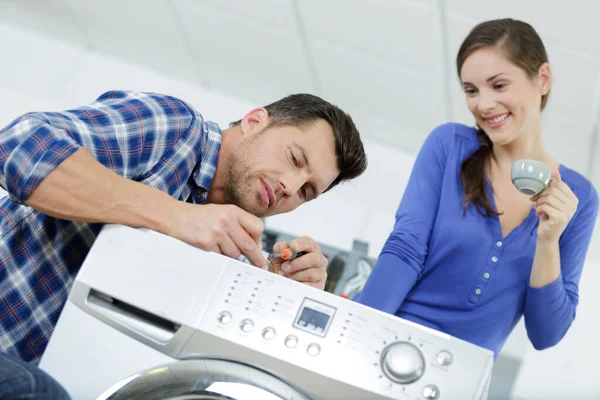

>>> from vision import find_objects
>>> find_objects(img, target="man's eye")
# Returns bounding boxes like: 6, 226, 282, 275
300, 186, 307, 198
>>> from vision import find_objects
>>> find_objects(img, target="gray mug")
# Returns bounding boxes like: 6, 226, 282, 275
511, 159, 552, 195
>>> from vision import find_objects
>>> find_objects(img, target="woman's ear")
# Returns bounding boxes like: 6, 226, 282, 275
537, 62, 552, 96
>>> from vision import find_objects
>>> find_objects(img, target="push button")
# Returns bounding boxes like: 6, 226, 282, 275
285, 335, 298, 348
217, 311, 232, 324
307, 343, 321, 356
423, 384, 440, 399
436, 350, 453, 366
262, 327, 276, 340
240, 319, 254, 333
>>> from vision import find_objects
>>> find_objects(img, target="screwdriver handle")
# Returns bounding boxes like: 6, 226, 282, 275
268, 249, 307, 263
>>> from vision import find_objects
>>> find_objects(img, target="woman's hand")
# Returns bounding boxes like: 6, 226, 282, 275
532, 169, 578, 243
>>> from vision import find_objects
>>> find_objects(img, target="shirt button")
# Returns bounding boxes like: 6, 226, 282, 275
475, 288, 482, 295
491, 256, 498, 262
496, 241, 503, 247
196, 193, 202, 199
483, 272, 490, 279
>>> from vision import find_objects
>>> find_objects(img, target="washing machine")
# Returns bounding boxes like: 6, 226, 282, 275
39, 224, 493, 400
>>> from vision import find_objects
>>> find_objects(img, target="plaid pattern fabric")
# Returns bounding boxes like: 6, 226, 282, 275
0, 90, 222, 363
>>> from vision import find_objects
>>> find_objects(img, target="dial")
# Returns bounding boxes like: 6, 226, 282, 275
380, 341, 425, 384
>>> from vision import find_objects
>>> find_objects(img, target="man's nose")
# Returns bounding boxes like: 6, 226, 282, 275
279, 173, 305, 198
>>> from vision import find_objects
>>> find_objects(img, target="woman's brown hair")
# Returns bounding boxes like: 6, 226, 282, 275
457, 18, 550, 216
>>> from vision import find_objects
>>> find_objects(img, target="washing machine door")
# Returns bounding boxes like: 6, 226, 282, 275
96, 358, 312, 400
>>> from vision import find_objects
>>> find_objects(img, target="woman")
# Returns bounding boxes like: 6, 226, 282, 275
355, 18, 598, 357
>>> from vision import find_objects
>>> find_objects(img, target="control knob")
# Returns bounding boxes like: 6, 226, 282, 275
380, 341, 425, 384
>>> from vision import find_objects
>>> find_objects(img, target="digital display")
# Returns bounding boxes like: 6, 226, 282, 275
297, 308, 329, 332
293, 298, 336, 337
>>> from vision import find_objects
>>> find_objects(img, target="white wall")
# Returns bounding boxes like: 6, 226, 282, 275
1, 21, 599, 399
511, 261, 600, 399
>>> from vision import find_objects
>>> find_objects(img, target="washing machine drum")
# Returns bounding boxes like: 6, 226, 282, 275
97, 358, 312, 400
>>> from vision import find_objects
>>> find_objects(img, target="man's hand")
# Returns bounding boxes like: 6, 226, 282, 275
167, 202, 267, 268
271, 237, 328, 290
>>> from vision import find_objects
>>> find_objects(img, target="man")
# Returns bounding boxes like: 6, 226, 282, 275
0, 353, 70, 399
0, 90, 366, 365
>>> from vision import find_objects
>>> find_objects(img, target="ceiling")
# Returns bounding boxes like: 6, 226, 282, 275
1, 0, 599, 186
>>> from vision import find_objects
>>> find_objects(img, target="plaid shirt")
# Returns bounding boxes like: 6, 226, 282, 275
0, 90, 222, 363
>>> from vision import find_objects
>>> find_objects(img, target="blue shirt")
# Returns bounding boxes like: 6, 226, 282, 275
0, 90, 222, 363
355, 123, 599, 357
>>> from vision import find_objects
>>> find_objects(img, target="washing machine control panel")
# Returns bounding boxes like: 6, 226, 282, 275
190, 259, 493, 400
63, 225, 492, 400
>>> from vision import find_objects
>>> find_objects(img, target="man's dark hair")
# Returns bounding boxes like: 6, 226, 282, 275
231, 94, 367, 191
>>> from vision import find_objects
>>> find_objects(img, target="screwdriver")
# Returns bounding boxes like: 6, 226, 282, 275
267, 249, 307, 275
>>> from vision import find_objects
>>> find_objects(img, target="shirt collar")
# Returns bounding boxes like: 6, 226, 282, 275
190, 120, 222, 203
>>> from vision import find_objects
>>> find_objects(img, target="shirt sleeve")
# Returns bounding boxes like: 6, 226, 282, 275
0, 90, 199, 204
354, 123, 453, 313
523, 183, 599, 350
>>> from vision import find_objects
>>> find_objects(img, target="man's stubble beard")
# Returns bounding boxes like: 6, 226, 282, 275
223, 136, 267, 217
